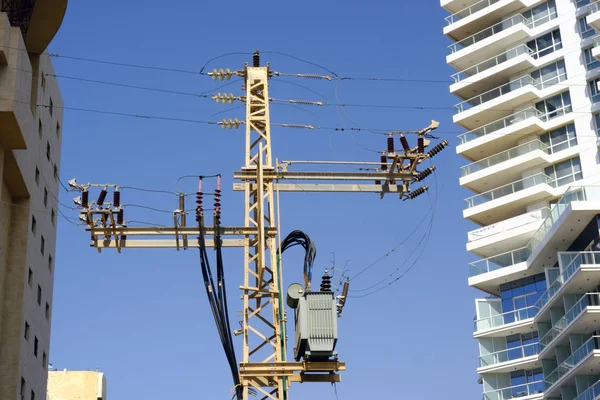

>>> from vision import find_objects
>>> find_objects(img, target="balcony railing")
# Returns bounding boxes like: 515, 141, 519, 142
589, 1, 600, 13
474, 305, 536, 331
451, 45, 534, 83
540, 293, 600, 349
574, 379, 600, 400
535, 252, 600, 313
464, 173, 554, 209
467, 207, 550, 243
479, 342, 540, 367
457, 104, 571, 145
461, 140, 548, 177
455, 71, 566, 114
482, 380, 545, 400
448, 15, 529, 54
578, 0, 594, 9
470, 247, 530, 277
445, 0, 501, 25
545, 336, 600, 388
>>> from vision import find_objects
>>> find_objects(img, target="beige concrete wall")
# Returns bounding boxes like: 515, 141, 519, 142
48, 371, 106, 400
0, 9, 64, 400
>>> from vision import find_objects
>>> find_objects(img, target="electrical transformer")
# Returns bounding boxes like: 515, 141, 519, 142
287, 280, 338, 362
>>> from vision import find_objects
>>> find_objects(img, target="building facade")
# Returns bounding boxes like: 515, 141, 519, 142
0, 2, 67, 400
47, 370, 107, 400
443, 0, 600, 398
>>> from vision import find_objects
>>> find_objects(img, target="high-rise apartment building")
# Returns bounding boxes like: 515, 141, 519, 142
443, 0, 600, 398
0, 2, 67, 400
47, 370, 107, 400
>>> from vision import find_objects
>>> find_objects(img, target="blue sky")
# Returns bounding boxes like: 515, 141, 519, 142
48, 1, 483, 398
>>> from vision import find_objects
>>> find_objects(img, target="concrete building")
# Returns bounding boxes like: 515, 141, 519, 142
47, 370, 106, 400
0, 2, 67, 400
443, 0, 600, 398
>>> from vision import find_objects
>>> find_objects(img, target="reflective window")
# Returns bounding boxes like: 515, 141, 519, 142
544, 156, 583, 187
527, 30, 562, 58
540, 123, 577, 154
584, 47, 600, 71
579, 17, 595, 39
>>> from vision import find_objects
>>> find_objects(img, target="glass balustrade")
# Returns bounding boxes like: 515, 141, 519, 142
445, 0, 501, 25
574, 379, 600, 400
479, 342, 540, 367
590, 1, 600, 13
470, 247, 531, 277
474, 305, 536, 331
448, 15, 529, 54
482, 381, 545, 400
451, 45, 534, 83
540, 294, 600, 349
464, 173, 554, 209
545, 337, 600, 387
457, 108, 542, 144
461, 140, 548, 177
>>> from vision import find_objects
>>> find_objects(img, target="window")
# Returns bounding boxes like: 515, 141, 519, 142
43, 188, 48, 208
51, 209, 55, 226
594, 113, 600, 136
28, 268, 32, 287
584, 48, 600, 71
38, 119, 42, 139
545, 156, 583, 187
53, 164, 58, 181
530, 60, 566, 89
40, 235, 45, 255
45, 302, 50, 320
535, 91, 572, 119
540, 124, 577, 154
48, 254, 53, 272
24, 322, 29, 340
46, 141, 50, 161
31, 215, 36, 235
41, 73, 46, 91
42, 352, 47, 369
31, 390, 35, 400
589, 78, 600, 103
20, 378, 25, 397
33, 336, 38, 357
506, 332, 540, 360
35, 167, 40, 185
527, 30, 562, 58
49, 98, 53, 116
56, 121, 60, 138
37, 285, 41, 306
500, 274, 546, 322
523, 0, 557, 28
579, 17, 595, 39
509, 368, 545, 397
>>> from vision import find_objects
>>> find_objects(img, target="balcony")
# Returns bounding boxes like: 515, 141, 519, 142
574, 379, 600, 400
587, 2, 600, 31
453, 73, 566, 130
442, 0, 481, 14
535, 252, 600, 321
450, 45, 543, 99
456, 106, 573, 160
593, 37, 600, 62
478, 342, 540, 373
444, 0, 544, 42
467, 208, 549, 258
544, 336, 600, 398
468, 186, 600, 294
482, 380, 545, 400
447, 13, 557, 70
474, 305, 536, 336
539, 293, 600, 356
464, 173, 559, 224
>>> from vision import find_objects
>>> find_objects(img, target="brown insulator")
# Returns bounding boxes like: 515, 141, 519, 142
81, 190, 89, 208
400, 134, 410, 152
415, 166, 436, 182
97, 189, 107, 206
113, 190, 120, 207
427, 140, 449, 158
406, 185, 429, 200
380, 154, 388, 171
387, 134, 394, 153
418, 137, 424, 154
117, 209, 124, 225
253, 51, 260, 67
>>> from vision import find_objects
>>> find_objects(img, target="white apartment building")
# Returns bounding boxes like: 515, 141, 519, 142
443, 0, 600, 399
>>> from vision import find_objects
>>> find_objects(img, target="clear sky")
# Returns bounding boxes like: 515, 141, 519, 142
48, 1, 483, 399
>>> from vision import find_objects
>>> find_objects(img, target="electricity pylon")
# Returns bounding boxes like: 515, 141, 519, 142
69, 51, 447, 400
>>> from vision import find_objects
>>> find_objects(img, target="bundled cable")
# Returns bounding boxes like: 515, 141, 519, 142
195, 177, 241, 400
279, 230, 317, 290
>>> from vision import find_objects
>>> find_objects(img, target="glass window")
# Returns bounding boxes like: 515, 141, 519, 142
540, 123, 577, 154
544, 156, 583, 187
531, 60, 566, 89
579, 17, 595, 39
590, 78, 600, 103
527, 30, 562, 58
536, 91, 572, 119
594, 113, 600, 136
523, 0, 557, 28
585, 48, 600, 71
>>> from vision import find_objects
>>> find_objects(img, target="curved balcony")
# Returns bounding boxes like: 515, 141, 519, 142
539, 293, 600, 355
453, 73, 566, 130
544, 336, 600, 398
447, 12, 557, 70
444, 0, 544, 42
479, 342, 540, 373
482, 380, 545, 400
456, 106, 573, 160
474, 305, 536, 335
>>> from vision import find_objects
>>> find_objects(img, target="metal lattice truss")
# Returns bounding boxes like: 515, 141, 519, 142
1, 0, 35, 38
